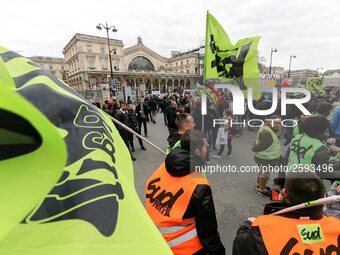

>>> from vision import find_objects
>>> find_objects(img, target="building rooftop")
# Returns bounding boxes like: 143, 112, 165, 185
323, 69, 340, 76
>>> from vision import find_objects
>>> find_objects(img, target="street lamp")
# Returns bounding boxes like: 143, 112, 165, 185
96, 22, 118, 97
269, 48, 278, 74
288, 54, 296, 78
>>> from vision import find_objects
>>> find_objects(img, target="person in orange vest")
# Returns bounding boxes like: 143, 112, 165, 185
232, 171, 340, 255
146, 130, 225, 255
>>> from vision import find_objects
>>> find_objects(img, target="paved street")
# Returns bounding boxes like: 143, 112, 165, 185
132, 113, 272, 253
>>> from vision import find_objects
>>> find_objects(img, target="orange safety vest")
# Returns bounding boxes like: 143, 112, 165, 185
145, 162, 209, 255
252, 215, 340, 255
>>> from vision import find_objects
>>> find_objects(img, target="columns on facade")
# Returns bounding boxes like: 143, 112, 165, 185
140, 83, 145, 97
121, 78, 126, 90
133, 78, 137, 91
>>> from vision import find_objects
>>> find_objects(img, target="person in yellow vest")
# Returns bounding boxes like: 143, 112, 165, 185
232, 171, 340, 255
252, 116, 282, 198
286, 116, 340, 182
166, 113, 195, 154
146, 130, 225, 255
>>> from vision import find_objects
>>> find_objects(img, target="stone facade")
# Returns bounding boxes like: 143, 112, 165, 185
62, 33, 124, 96
30, 56, 66, 81
323, 69, 340, 87
62, 33, 201, 101
262, 66, 285, 79
284, 69, 318, 84
323, 69, 340, 77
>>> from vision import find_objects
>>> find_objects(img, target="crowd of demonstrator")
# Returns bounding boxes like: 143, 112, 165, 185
93, 87, 340, 255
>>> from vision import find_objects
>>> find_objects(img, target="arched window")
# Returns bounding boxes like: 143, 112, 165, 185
128, 56, 155, 71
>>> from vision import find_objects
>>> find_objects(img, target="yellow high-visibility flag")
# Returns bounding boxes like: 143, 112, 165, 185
0, 68, 67, 242
196, 83, 217, 106
0, 46, 172, 255
205, 11, 261, 100
306, 77, 325, 95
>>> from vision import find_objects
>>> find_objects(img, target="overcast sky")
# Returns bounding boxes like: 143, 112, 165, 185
1, 0, 340, 71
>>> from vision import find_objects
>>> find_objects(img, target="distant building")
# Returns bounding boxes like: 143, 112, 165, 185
172, 45, 206, 82
284, 69, 318, 84
30, 56, 66, 82
198, 47, 205, 77
323, 69, 340, 87
168, 51, 200, 74
262, 66, 285, 79
62, 33, 201, 101
171, 51, 181, 57
323, 69, 340, 77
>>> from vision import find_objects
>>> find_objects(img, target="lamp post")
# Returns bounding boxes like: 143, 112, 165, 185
96, 22, 118, 98
288, 54, 296, 78
269, 48, 278, 74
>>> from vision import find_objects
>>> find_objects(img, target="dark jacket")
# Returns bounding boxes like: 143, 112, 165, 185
205, 108, 219, 132
160, 99, 170, 113
252, 129, 274, 153
149, 98, 157, 112
114, 109, 129, 126
192, 107, 203, 131
232, 202, 324, 255
135, 103, 148, 121
166, 106, 177, 129
284, 137, 340, 181
283, 120, 303, 145
167, 132, 182, 147
114, 109, 129, 140
165, 148, 225, 255
127, 110, 138, 131
252, 126, 281, 153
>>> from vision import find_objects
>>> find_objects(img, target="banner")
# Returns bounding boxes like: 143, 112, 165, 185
0, 77, 67, 242
0, 46, 172, 255
306, 77, 325, 95
195, 83, 217, 106
204, 11, 261, 100
260, 74, 278, 92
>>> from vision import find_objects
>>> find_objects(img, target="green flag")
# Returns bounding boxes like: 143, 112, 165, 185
167, 86, 173, 96
195, 83, 217, 106
204, 11, 261, 100
0, 73, 67, 242
0, 46, 172, 255
306, 77, 325, 95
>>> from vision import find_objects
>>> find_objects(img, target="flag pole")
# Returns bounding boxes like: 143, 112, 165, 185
201, 92, 207, 133
110, 115, 166, 155
271, 195, 340, 215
